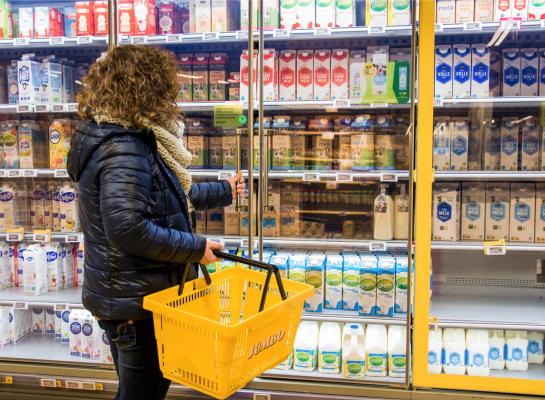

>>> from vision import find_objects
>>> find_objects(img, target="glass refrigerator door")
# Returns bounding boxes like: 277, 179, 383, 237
413, 0, 545, 396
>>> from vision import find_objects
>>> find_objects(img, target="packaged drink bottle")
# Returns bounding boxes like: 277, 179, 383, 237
466, 329, 490, 376
428, 327, 443, 374
319, 322, 342, 374
373, 185, 394, 240
342, 323, 365, 379
488, 330, 506, 370
388, 325, 407, 378
293, 321, 319, 371
443, 328, 466, 375
528, 331, 545, 364
505, 331, 528, 371
365, 324, 388, 377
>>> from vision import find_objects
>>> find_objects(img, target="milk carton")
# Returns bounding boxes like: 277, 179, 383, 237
437, 0, 456, 23
45, 308, 55, 335
60, 184, 79, 232
209, 53, 227, 101
297, 50, 314, 101
528, 331, 545, 363
462, 183, 486, 241
342, 254, 360, 311
521, 48, 539, 96
489, 330, 506, 369
486, 183, 510, 240
262, 49, 278, 101
475, 0, 495, 20
329, 49, 349, 100
471, 45, 490, 98
510, 183, 536, 242
62, 245, 75, 288
194, 0, 211, 32
23, 245, 47, 296
298, 0, 315, 28
456, 0, 475, 21
240, 50, 257, 102
433, 183, 461, 241
93, 1, 109, 36
443, 328, 466, 375
336, 0, 355, 27
0, 243, 9, 289
76, 249, 84, 286
490, 49, 501, 97
466, 329, 490, 376
513, 0, 529, 18
483, 120, 501, 170
535, 183, 545, 242
314, 50, 331, 101
521, 117, 540, 171
0, 307, 10, 346
61, 309, 71, 343
367, 46, 389, 96
55, 310, 62, 339
18, 8, 34, 38
45, 243, 62, 291
453, 44, 471, 98
192, 53, 209, 101
18, 56, 42, 104
211, 0, 237, 32
503, 49, 521, 96
435, 46, 453, 99
394, 256, 408, 315
349, 50, 366, 101
468, 121, 482, 171
288, 253, 306, 284
506, 331, 528, 371
500, 117, 519, 171
80, 312, 95, 359
69, 310, 83, 356
280, 0, 298, 29
278, 50, 296, 101
450, 119, 469, 171
92, 319, 102, 360
529, 0, 545, 18
77, 1, 96, 36
316, 0, 335, 27
325, 254, 343, 310
375, 255, 395, 317
9, 308, 30, 343
100, 329, 113, 364
433, 117, 451, 170
31, 307, 45, 334
270, 253, 289, 278
40, 59, 63, 104
495, 0, 513, 19
540, 49, 545, 95
366, 0, 388, 26
34, 7, 50, 38
358, 255, 378, 316
305, 254, 325, 312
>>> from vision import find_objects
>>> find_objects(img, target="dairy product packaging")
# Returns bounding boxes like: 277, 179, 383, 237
495, 0, 513, 19
76, 1, 95, 36
471, 45, 490, 98
500, 117, 519, 171
304, 254, 325, 312
18, 8, 34, 38
461, 182, 486, 240
483, 120, 501, 170
100, 329, 113, 363
61, 309, 71, 343
69, 309, 83, 356
336, 0, 355, 27
298, 0, 316, 28
468, 121, 482, 171
240, 50, 257, 102
503, 48, 521, 96
375, 255, 395, 317
536, 183, 545, 242
318, 322, 342, 374
80, 312, 95, 359
93, 1, 108, 36
529, 0, 545, 19
388, 0, 410, 25
349, 50, 366, 101
293, 321, 319, 371
31, 307, 45, 334
262, 49, 278, 101
40, 58, 63, 104
450, 119, 469, 171
60, 184, 79, 232
433, 183, 461, 241
528, 331, 545, 364
437, 0, 456, 23
316, 0, 335, 27
453, 44, 471, 98
62, 245, 75, 288
513, 0, 529, 18
209, 53, 227, 101
55, 310, 62, 339
341, 323, 365, 379
456, 0, 475, 21
314, 50, 331, 100
279, 50, 296, 101
510, 183, 536, 242
33, 7, 49, 38
192, 53, 209, 101
194, 0, 211, 32
366, 0, 388, 26
177, 54, 193, 102
505, 331, 528, 371
521, 116, 540, 171
342, 254, 360, 311
394, 255, 408, 314
18, 56, 41, 104
280, 0, 298, 29
45, 243, 63, 291
433, 117, 451, 170
367, 46, 389, 97
64, 7, 76, 37
520, 48, 539, 96
0, 307, 10, 346
489, 49, 502, 97
45, 307, 55, 335
0, 242, 10, 289
241, 0, 278, 30
10, 308, 31, 343
435, 45, 453, 99
7, 62, 18, 105
211, 0, 237, 32
325, 255, 343, 310
428, 328, 443, 373
117, 0, 134, 35
297, 50, 314, 101
485, 182, 510, 240
23, 244, 47, 296
475, 0, 495, 20
365, 324, 388, 377
540, 49, 545, 96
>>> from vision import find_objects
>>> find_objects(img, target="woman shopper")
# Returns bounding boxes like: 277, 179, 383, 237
67, 45, 245, 400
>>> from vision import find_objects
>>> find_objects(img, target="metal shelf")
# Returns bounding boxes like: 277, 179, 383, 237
0, 169, 69, 178
0, 103, 78, 114
0, 286, 83, 309
262, 369, 405, 385
0, 232, 82, 242
435, 171, 545, 181
302, 309, 407, 325
489, 364, 545, 381
0, 36, 107, 49
191, 169, 409, 181
437, 96, 545, 108
436, 19, 545, 36
431, 241, 545, 252
430, 295, 545, 331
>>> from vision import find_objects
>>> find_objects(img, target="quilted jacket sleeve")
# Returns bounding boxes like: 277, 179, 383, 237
97, 136, 207, 264
189, 181, 233, 211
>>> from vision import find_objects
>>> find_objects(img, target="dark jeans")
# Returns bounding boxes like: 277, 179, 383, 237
98, 317, 171, 400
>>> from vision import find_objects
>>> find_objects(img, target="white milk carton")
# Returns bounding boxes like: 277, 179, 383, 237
316, 0, 335, 27
297, 50, 314, 101
366, 0, 388, 26
471, 45, 490, 98
331, 49, 349, 100
433, 117, 451, 170
489, 330, 506, 369
9, 308, 29, 343
388, 0, 411, 25
31, 307, 45, 334
61, 309, 70, 343
394, 255, 408, 314
34, 7, 50, 38
436, 0, 456, 23
349, 50, 367, 101
520, 48, 539, 96
510, 183, 536, 242
513, 0, 529, 18
55, 311, 62, 339
305, 254, 325, 312
500, 117, 519, 171
367, 46, 389, 96
278, 50, 296, 101
535, 183, 545, 242
521, 117, 540, 171
45, 243, 62, 291
19, 8, 34, 38
335, 0, 355, 27
0, 307, 10, 346
503, 49, 521, 96
62, 245, 75, 288
100, 329, 113, 364
262, 49, 278, 101
69, 309, 83, 356
342, 254, 360, 311
529, 0, 545, 19
462, 182, 486, 240
240, 50, 257, 102
280, 0, 298, 29
540, 49, 545, 96
359, 255, 378, 316
23, 245, 47, 296
435, 46, 453, 99
0, 242, 10, 289
60, 184, 80, 232
45, 308, 55, 335
18, 56, 42, 104
495, 0, 513, 19
475, 0, 495, 20
453, 44, 472, 98
314, 50, 331, 100
288, 253, 306, 284
456, 0, 475, 22
92, 319, 102, 361
433, 183, 461, 241
80, 312, 95, 359
485, 182, 510, 240
76, 249, 85, 287
528, 331, 545, 364
297, 0, 315, 28
325, 254, 343, 310
375, 255, 395, 317
450, 119, 469, 171
484, 120, 501, 170
40, 59, 63, 104
490, 49, 502, 97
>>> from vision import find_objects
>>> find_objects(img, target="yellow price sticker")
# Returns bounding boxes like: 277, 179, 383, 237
484, 239, 506, 255
5, 228, 24, 242
96, 383, 104, 391
2, 376, 13, 384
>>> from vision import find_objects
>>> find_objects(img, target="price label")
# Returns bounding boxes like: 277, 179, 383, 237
144, 35, 166, 44
1, 376, 13, 384
541, 20, 545, 29
66, 103, 78, 112
369, 103, 389, 108
303, 172, 320, 182
96, 383, 104, 391
54, 169, 69, 178
77, 36, 93, 45
321, 131, 334, 140
40, 379, 57, 388
500, 17, 522, 30
81, 382, 97, 391
166, 34, 181, 42
435, 23, 444, 32
333, 99, 350, 108
13, 37, 29, 46
51, 104, 66, 112
118, 35, 130, 44
65, 234, 81, 243
35, 104, 50, 113
380, 172, 398, 182
369, 241, 387, 252
240, 238, 249, 248
202, 32, 220, 40
22, 169, 36, 178
6, 229, 23, 242
13, 302, 27, 310
131, 36, 146, 45
54, 303, 69, 312
273, 29, 290, 38
236, 30, 248, 39
314, 27, 331, 36
16, 104, 33, 113
33, 229, 51, 243
65, 381, 82, 389
484, 240, 506, 255
217, 171, 232, 180
433, 97, 444, 107
368, 25, 386, 34
336, 172, 353, 182
49, 36, 65, 45
0, 170, 6, 178
463, 21, 482, 31
7, 170, 20, 178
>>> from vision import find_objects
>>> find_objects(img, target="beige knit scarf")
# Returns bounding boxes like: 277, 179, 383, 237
93, 114, 194, 205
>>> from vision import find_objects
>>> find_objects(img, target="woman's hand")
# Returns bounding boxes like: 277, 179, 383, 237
227, 171, 246, 200
199, 240, 223, 265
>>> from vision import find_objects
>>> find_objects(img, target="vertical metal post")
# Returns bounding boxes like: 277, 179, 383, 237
257, 0, 265, 261
246, 0, 255, 258
107, 0, 118, 50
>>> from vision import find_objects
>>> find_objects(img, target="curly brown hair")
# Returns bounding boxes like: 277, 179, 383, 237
77, 45, 180, 129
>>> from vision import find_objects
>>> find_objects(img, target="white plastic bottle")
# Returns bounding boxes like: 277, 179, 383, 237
342, 323, 366, 379
388, 325, 407, 378
466, 329, 490, 376
443, 328, 466, 375
527, 331, 544, 364
428, 327, 443, 374
293, 321, 319, 372
373, 185, 395, 240
319, 322, 342, 374
394, 184, 409, 240
488, 330, 506, 370
365, 324, 388, 377
506, 331, 528, 371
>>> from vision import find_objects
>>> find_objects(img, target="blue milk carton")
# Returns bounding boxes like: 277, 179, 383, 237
359, 254, 378, 316
375, 254, 396, 317
288, 253, 306, 284
394, 255, 408, 315
342, 254, 361, 311
270, 253, 290, 278
304, 254, 325, 312
324, 254, 343, 310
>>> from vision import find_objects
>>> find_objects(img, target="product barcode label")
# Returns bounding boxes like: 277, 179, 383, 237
80, 382, 97, 391
40, 379, 57, 388
65, 381, 82, 389
369, 103, 389, 108
336, 172, 353, 182
65, 234, 81, 243
33, 230, 51, 243
217, 171, 232, 180
49, 37, 65, 45
13, 302, 27, 310
54, 169, 69, 178
16, 104, 33, 113
13, 37, 29, 46
0, 170, 6, 178
484, 240, 506, 255
66, 103, 78, 112
51, 104, 66, 112
6, 233, 22, 242
500, 17, 522, 31
333, 99, 350, 108
131, 36, 146, 45
35, 104, 50, 113
76, 36, 93, 45
368, 25, 386, 34
314, 27, 331, 36
369, 241, 387, 252
273, 29, 290, 38
321, 131, 334, 140
7, 170, 20, 177
166, 34, 181, 42
380, 172, 398, 182
144, 36, 166, 44
303, 172, 320, 182
54, 303, 69, 312
463, 21, 482, 31
22, 169, 36, 177
202, 32, 220, 40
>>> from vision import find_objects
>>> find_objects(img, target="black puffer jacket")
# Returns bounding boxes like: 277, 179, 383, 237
67, 121, 232, 321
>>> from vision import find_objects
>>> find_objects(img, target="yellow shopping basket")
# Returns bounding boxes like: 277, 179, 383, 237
143, 251, 314, 400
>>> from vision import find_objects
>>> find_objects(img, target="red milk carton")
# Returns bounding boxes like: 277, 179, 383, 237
314, 49, 331, 100
297, 50, 314, 101
134, 0, 157, 35
49, 8, 65, 37
158, 2, 176, 34
75, 2, 94, 36
279, 50, 297, 101
117, 0, 134, 35
93, 1, 109, 36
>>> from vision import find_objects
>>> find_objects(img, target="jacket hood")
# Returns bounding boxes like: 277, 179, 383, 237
68, 121, 151, 182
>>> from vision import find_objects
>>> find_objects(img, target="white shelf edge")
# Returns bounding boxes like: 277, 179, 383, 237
261, 370, 405, 385
302, 311, 407, 325
431, 241, 545, 252
0, 36, 107, 49
435, 171, 545, 180
191, 169, 409, 180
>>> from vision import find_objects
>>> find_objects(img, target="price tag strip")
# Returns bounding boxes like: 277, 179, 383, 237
314, 27, 331, 36
49, 37, 65, 45
463, 21, 482, 31
65, 234, 82, 243
13, 301, 28, 310
484, 239, 506, 255
433, 97, 444, 107
66, 103, 78, 112
53, 169, 69, 178
51, 104, 66, 112
16, 104, 34, 113
368, 25, 386, 34
202, 32, 220, 41
435, 23, 444, 32
13, 37, 29, 46
76, 36, 93, 45
336, 172, 353, 182
236, 30, 248, 39
0, 376, 13, 384
332, 99, 350, 108
217, 171, 233, 180
273, 29, 290, 38
380, 172, 398, 182
40, 378, 60, 388
5, 228, 24, 242
500, 17, 522, 31
144, 35, 167, 44
35, 104, 50, 113
33, 229, 51, 243
54, 303, 69, 312
369, 241, 387, 252
166, 34, 181, 42
0, 170, 6, 178
131, 36, 146, 45
22, 169, 37, 178
302, 172, 320, 182
7, 169, 20, 178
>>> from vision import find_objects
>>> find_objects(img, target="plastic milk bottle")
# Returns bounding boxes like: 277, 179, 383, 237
443, 328, 466, 375
365, 324, 388, 377
342, 323, 365, 379
488, 330, 506, 370
293, 321, 319, 371
428, 327, 443, 374
506, 331, 528, 371
466, 329, 490, 376
388, 325, 407, 378
319, 322, 342, 374
528, 331, 544, 364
